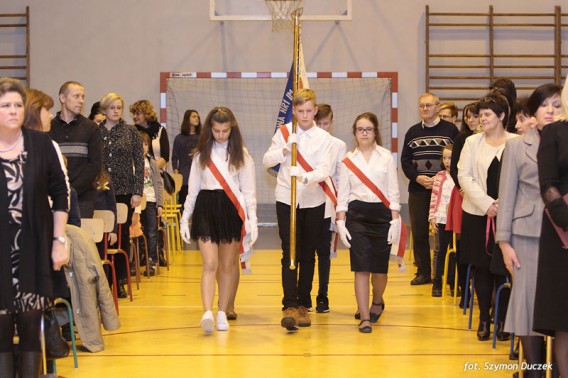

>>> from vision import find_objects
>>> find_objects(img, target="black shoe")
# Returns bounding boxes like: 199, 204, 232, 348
496, 321, 510, 341
159, 254, 168, 267
316, 296, 329, 313
117, 282, 128, 298
477, 321, 490, 341
354, 310, 360, 320
432, 278, 442, 297
411, 274, 432, 286
145, 268, 156, 277
370, 301, 385, 323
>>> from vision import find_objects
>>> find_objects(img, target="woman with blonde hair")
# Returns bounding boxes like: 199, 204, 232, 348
99, 92, 144, 298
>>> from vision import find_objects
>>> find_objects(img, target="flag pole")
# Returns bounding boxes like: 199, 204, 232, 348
289, 7, 303, 270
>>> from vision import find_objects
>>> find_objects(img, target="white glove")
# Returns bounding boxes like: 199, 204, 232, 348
289, 166, 307, 184
336, 220, 352, 248
387, 218, 401, 245
180, 221, 191, 244
285, 133, 298, 152
250, 225, 258, 245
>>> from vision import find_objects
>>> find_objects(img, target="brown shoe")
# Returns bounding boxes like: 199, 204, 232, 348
297, 306, 311, 327
281, 308, 298, 330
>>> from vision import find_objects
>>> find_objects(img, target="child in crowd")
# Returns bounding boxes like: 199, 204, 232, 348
428, 144, 455, 297
134, 131, 164, 277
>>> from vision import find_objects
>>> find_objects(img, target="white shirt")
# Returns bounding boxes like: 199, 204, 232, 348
182, 141, 257, 225
337, 144, 401, 213
324, 135, 347, 219
263, 122, 332, 208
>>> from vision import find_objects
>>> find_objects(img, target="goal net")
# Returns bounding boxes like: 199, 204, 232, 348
162, 72, 396, 224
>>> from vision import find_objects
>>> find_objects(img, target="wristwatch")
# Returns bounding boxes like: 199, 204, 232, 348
53, 236, 67, 244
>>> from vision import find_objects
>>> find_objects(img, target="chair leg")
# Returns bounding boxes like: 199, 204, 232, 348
117, 250, 134, 301
131, 239, 140, 289
468, 275, 475, 330
140, 234, 150, 278
55, 298, 78, 368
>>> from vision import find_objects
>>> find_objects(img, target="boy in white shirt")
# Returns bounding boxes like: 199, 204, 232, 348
263, 89, 332, 330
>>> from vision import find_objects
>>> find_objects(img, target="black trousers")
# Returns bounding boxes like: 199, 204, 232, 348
276, 202, 325, 309
409, 191, 432, 277
315, 217, 332, 298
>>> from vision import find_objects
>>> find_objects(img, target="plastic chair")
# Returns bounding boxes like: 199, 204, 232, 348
492, 278, 512, 348
441, 232, 459, 302
54, 298, 78, 369
161, 173, 183, 263
463, 264, 476, 331
132, 194, 151, 278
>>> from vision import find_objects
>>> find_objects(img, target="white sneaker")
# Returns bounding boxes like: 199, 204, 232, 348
200, 311, 214, 334
217, 311, 229, 331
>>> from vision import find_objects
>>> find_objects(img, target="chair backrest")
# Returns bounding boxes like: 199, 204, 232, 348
172, 173, 183, 194
116, 203, 128, 224
80, 218, 105, 243
140, 193, 147, 211
93, 210, 116, 233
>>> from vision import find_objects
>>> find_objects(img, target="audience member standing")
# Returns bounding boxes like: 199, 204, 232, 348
401, 93, 458, 286
131, 100, 169, 170
99, 93, 144, 298
0, 78, 69, 377
172, 109, 201, 211
458, 93, 517, 341
496, 83, 561, 377
50, 81, 102, 218
535, 80, 568, 378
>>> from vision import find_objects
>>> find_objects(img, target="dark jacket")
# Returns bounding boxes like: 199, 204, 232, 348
49, 113, 102, 202
0, 128, 69, 309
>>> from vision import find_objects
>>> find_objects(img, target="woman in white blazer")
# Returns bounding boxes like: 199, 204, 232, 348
457, 93, 518, 342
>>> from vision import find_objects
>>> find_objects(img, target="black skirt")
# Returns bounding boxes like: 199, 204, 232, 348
346, 200, 391, 274
191, 190, 243, 244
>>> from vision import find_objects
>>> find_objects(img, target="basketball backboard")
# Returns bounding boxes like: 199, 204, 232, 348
209, 0, 352, 21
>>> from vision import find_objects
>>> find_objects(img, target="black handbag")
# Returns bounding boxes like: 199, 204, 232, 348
161, 170, 175, 195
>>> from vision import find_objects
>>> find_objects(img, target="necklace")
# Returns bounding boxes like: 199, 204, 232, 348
0, 131, 22, 153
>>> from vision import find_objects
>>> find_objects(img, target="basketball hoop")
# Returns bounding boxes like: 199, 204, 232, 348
265, 0, 303, 32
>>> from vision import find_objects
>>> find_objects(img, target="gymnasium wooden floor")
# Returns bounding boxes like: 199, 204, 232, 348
55, 228, 516, 378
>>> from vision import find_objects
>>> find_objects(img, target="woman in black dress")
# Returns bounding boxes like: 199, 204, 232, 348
0, 78, 69, 377
535, 81, 568, 377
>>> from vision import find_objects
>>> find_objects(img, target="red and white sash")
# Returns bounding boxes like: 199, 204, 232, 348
280, 125, 340, 257
207, 153, 253, 274
342, 156, 408, 270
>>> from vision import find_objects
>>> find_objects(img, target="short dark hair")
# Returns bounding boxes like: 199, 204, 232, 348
476, 92, 510, 127
58, 81, 83, 96
526, 83, 562, 117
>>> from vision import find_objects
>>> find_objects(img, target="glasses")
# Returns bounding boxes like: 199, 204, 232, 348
356, 127, 374, 134
439, 114, 453, 121
419, 103, 438, 110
